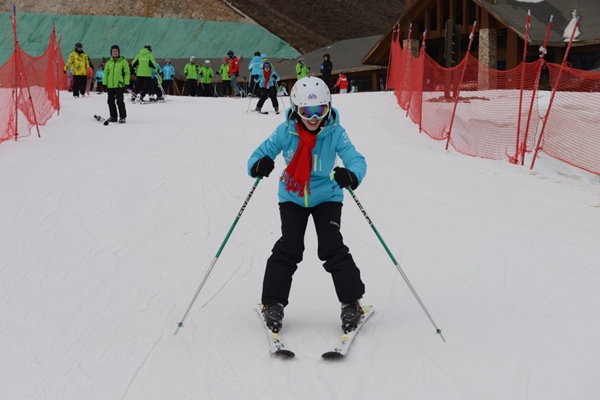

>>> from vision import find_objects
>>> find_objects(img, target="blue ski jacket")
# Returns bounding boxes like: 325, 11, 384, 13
162, 64, 175, 80
248, 108, 366, 208
248, 55, 263, 76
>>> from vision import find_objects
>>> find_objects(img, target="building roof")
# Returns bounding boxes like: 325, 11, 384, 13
482, 0, 600, 46
363, 0, 600, 66
0, 12, 299, 66
265, 35, 384, 80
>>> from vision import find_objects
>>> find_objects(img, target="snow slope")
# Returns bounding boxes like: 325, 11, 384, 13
1, 91, 599, 399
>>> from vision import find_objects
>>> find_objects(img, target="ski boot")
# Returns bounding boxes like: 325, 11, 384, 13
105, 116, 118, 123
119, 118, 126, 124
262, 303, 284, 333
341, 301, 364, 333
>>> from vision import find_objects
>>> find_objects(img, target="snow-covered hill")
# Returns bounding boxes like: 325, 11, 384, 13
1, 91, 599, 399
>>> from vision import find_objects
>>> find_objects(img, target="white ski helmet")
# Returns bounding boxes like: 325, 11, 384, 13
290, 77, 331, 119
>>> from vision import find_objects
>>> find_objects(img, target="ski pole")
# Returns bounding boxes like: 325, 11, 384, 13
246, 88, 254, 112
175, 177, 262, 335
346, 187, 446, 342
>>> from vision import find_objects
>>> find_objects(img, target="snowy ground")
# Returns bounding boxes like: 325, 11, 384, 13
1, 91, 599, 400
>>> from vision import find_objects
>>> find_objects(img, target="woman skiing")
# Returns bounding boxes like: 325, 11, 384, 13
248, 76, 367, 334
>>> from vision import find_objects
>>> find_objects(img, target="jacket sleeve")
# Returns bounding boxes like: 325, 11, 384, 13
123, 60, 131, 86
335, 129, 366, 185
247, 127, 285, 177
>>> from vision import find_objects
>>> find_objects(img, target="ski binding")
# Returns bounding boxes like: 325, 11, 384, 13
322, 305, 374, 359
256, 304, 295, 358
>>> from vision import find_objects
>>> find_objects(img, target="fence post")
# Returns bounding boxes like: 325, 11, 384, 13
512, 10, 531, 164
520, 15, 553, 165
445, 21, 477, 151
530, 16, 579, 170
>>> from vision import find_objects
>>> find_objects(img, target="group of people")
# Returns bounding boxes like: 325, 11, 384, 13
296, 53, 355, 94
64, 41, 357, 127
182, 50, 241, 97
64, 42, 168, 123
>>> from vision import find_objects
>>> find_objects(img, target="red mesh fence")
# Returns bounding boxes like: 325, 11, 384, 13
533, 64, 600, 175
0, 14, 64, 145
387, 35, 600, 176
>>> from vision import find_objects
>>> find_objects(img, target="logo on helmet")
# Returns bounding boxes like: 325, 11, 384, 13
308, 94, 317, 100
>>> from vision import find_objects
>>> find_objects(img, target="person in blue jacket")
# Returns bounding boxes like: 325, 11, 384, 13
248, 76, 367, 334
247, 51, 263, 96
95, 64, 104, 94
253, 62, 280, 114
162, 59, 175, 95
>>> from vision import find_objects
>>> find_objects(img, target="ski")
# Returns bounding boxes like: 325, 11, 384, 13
136, 98, 166, 104
93, 114, 109, 126
251, 110, 269, 115
322, 305, 374, 359
256, 304, 295, 358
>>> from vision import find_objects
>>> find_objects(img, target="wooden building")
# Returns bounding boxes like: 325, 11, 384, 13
364, 0, 600, 72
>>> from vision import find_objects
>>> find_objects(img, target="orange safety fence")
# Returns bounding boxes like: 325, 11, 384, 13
387, 25, 600, 176
0, 12, 65, 145
532, 64, 600, 175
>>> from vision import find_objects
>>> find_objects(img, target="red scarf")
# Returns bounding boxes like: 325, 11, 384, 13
264, 70, 271, 89
283, 122, 317, 196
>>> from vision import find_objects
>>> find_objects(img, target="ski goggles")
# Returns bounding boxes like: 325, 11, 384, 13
297, 104, 329, 120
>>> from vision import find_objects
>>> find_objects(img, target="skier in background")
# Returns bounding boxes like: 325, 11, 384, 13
216, 57, 231, 97
162, 59, 175, 96
198, 60, 214, 97
248, 51, 263, 97
227, 50, 241, 97
253, 61, 280, 114
95, 64, 104, 94
103, 44, 130, 123
320, 53, 333, 92
63, 42, 90, 98
131, 45, 159, 102
248, 76, 367, 334
295, 57, 310, 80
183, 56, 200, 97
277, 81, 288, 97
86, 64, 94, 96
334, 72, 348, 94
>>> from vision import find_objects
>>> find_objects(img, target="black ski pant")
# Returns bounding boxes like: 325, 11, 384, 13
136, 76, 153, 100
72, 75, 87, 97
256, 87, 278, 111
262, 201, 365, 307
107, 88, 126, 119
185, 79, 198, 96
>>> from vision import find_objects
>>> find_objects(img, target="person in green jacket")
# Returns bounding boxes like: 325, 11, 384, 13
217, 56, 231, 97
198, 60, 214, 97
183, 56, 200, 96
63, 42, 90, 97
295, 57, 310, 80
131, 45, 158, 102
103, 44, 131, 123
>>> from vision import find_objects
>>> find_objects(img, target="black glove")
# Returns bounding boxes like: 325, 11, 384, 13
333, 167, 358, 190
251, 156, 275, 178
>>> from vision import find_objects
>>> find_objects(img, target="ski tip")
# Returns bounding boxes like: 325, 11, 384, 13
275, 349, 295, 358
322, 351, 343, 360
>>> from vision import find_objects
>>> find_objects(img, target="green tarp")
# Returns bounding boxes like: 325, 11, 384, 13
0, 12, 299, 65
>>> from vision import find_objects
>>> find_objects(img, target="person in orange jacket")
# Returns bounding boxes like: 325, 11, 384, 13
334, 72, 349, 94
227, 50, 241, 97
